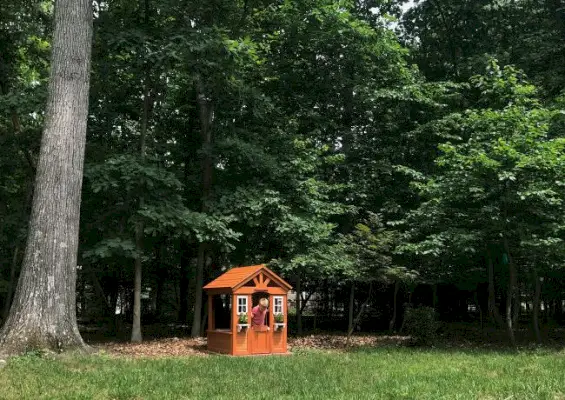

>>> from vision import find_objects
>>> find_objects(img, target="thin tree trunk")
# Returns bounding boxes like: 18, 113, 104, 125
348, 282, 355, 334
300, 290, 315, 313
131, 224, 143, 342
296, 274, 302, 335
389, 280, 399, 333
131, 63, 150, 344
487, 251, 504, 328
0, 0, 93, 355
191, 245, 205, 337
512, 284, 520, 327
155, 242, 165, 320
131, 0, 152, 343
178, 241, 190, 323
191, 80, 214, 338
475, 292, 483, 331
532, 267, 542, 344
399, 291, 414, 333
200, 297, 208, 337
346, 282, 372, 347
503, 237, 517, 347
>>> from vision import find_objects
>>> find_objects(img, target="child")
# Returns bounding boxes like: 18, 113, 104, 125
251, 298, 269, 330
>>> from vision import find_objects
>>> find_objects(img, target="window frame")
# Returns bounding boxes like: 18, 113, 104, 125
236, 295, 248, 315
273, 296, 284, 315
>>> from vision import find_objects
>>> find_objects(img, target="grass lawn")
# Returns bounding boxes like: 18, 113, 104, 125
1, 347, 565, 399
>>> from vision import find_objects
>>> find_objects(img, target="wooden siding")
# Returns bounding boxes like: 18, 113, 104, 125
207, 330, 232, 354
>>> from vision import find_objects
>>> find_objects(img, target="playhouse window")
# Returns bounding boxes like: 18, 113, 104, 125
237, 296, 248, 314
274, 296, 283, 314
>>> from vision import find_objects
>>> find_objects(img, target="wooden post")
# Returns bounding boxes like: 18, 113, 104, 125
231, 294, 237, 355
207, 294, 213, 332
269, 294, 274, 352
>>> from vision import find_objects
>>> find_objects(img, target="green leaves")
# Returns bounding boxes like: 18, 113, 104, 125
399, 64, 565, 281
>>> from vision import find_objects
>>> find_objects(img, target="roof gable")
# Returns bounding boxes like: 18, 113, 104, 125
203, 264, 292, 291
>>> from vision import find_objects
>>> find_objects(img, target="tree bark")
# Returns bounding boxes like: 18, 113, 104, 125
190, 79, 214, 338
346, 282, 372, 347
131, 60, 151, 344
0, 0, 92, 355
512, 283, 520, 327
532, 267, 542, 343
487, 251, 504, 328
503, 238, 517, 347
347, 282, 355, 334
389, 280, 399, 333
131, 0, 153, 343
296, 274, 303, 335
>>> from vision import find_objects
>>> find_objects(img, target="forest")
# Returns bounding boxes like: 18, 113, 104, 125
1, 0, 565, 354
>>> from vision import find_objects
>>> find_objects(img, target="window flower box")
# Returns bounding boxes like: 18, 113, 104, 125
274, 313, 285, 331
237, 314, 249, 332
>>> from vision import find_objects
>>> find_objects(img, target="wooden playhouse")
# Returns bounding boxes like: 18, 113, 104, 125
203, 264, 292, 355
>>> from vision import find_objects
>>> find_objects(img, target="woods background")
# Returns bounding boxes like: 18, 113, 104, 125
1, 0, 565, 348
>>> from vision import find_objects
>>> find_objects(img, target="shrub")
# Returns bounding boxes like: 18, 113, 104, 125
274, 314, 284, 323
403, 306, 439, 346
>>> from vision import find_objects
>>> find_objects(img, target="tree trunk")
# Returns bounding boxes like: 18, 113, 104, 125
178, 241, 191, 323
346, 283, 372, 347
191, 245, 205, 337
190, 80, 214, 338
347, 282, 355, 334
503, 238, 517, 347
296, 274, 302, 335
0, 0, 92, 355
474, 292, 483, 331
487, 252, 504, 328
130, 0, 153, 345
512, 284, 520, 327
154, 242, 165, 320
532, 267, 542, 344
131, 225, 143, 342
389, 280, 399, 333
399, 290, 414, 333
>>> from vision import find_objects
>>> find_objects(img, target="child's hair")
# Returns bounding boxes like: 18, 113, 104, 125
259, 298, 269, 307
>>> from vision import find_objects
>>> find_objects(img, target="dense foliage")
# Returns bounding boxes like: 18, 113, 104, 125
0, 0, 564, 345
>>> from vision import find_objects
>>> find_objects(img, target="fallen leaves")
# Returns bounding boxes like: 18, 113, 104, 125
101, 334, 409, 358
103, 337, 208, 358
289, 334, 409, 352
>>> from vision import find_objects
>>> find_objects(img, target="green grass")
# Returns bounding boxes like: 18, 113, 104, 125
1, 348, 565, 399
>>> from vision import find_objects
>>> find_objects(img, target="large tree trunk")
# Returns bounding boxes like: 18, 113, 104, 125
0, 0, 92, 355
190, 80, 213, 338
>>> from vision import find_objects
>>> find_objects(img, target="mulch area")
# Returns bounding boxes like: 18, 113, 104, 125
100, 334, 410, 358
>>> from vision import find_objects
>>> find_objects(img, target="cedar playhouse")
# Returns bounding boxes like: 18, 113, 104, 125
203, 264, 292, 355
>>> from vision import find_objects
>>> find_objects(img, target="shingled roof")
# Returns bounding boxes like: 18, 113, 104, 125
203, 264, 292, 291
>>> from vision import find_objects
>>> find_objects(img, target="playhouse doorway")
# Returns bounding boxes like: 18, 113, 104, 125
251, 291, 270, 354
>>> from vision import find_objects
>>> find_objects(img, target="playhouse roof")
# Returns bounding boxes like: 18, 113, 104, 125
203, 264, 292, 291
